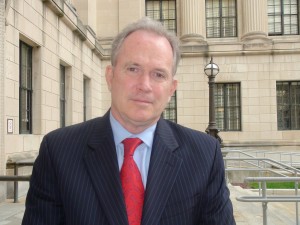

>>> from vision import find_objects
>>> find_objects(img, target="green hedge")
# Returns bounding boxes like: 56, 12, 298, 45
249, 182, 300, 189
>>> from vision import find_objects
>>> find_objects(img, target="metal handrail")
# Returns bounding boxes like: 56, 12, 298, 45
0, 175, 31, 181
237, 177, 300, 225
223, 149, 300, 177
1, 160, 34, 202
224, 149, 300, 168
224, 157, 300, 175
223, 149, 300, 225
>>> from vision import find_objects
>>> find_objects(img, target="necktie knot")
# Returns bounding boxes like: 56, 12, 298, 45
122, 138, 143, 157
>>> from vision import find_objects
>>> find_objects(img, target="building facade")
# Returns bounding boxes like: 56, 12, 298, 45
1, 0, 300, 200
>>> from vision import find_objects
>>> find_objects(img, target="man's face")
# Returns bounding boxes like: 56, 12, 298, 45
105, 30, 177, 133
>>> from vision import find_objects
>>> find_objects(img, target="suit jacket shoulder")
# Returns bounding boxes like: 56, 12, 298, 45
156, 119, 220, 160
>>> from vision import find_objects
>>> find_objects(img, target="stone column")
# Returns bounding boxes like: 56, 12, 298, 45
241, 0, 271, 44
180, 0, 206, 45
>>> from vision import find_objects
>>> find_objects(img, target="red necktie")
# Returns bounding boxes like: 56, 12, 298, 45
120, 138, 144, 225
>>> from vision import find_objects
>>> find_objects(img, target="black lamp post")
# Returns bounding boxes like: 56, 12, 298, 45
204, 57, 222, 145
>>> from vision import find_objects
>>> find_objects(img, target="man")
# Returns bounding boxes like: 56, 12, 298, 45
22, 17, 235, 225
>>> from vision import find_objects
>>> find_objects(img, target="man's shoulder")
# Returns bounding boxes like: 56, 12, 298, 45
45, 116, 107, 141
49, 117, 93, 133
159, 119, 219, 151
162, 119, 213, 140
39, 116, 110, 156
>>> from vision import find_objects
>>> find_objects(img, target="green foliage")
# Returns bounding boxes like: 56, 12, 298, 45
249, 182, 300, 189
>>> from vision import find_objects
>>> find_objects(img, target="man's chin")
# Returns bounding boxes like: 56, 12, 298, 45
129, 114, 159, 125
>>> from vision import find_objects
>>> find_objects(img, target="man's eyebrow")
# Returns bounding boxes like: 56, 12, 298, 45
124, 62, 141, 67
153, 67, 171, 76
123, 62, 171, 75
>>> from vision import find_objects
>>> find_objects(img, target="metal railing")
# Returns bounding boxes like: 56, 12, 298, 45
237, 177, 300, 225
223, 150, 300, 178
0, 160, 34, 203
223, 149, 300, 225
235, 149, 300, 168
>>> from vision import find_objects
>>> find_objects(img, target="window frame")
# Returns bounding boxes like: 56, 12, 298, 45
83, 76, 91, 122
145, 0, 177, 33
60, 65, 66, 128
268, 0, 299, 36
205, 0, 238, 38
276, 81, 300, 130
162, 91, 177, 123
19, 41, 33, 134
215, 82, 241, 131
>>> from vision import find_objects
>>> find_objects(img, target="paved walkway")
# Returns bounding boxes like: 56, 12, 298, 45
230, 184, 297, 225
0, 185, 298, 225
0, 196, 25, 225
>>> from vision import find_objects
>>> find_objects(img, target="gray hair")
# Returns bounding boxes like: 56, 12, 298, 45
110, 17, 181, 75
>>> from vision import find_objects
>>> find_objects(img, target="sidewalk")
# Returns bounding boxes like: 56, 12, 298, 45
0, 196, 25, 225
0, 185, 298, 225
231, 184, 298, 225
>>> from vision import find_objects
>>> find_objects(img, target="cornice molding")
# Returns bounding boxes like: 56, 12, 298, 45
42, 0, 110, 59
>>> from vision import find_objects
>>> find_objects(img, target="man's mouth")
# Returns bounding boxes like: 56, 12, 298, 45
132, 98, 152, 104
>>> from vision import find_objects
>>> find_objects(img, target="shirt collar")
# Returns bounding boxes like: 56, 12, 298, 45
109, 112, 157, 148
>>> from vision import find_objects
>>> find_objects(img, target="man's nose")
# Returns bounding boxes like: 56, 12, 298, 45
137, 73, 152, 91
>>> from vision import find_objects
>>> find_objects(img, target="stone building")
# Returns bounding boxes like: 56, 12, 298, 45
1, 0, 299, 201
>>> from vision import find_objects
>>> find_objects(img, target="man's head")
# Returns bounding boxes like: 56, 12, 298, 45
110, 17, 180, 76
106, 17, 180, 134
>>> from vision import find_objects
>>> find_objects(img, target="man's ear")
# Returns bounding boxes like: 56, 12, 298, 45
168, 78, 177, 102
105, 65, 113, 91
170, 78, 177, 96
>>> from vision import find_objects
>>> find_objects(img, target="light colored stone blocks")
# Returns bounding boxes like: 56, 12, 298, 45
1, 0, 300, 174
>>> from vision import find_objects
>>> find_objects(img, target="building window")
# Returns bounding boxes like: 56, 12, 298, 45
19, 41, 33, 134
206, 0, 237, 38
146, 0, 177, 33
162, 92, 177, 123
268, 0, 299, 35
83, 76, 90, 122
277, 81, 300, 130
215, 83, 241, 131
60, 65, 66, 128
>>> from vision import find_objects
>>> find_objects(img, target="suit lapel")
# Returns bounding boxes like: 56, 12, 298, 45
83, 113, 128, 225
142, 119, 182, 225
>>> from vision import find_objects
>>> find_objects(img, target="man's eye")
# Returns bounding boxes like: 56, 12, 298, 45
156, 73, 164, 78
152, 72, 167, 81
127, 66, 140, 73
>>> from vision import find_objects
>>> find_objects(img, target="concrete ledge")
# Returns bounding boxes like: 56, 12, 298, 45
223, 141, 300, 147
6, 152, 37, 164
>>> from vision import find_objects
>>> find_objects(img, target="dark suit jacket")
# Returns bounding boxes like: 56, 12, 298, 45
22, 111, 235, 225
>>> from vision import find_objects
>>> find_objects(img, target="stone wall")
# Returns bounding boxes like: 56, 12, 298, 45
3, 0, 106, 200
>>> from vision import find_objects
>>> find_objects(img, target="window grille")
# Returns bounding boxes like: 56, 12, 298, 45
277, 81, 300, 130
19, 41, 33, 134
215, 83, 241, 131
268, 0, 299, 35
60, 65, 66, 128
83, 76, 90, 122
162, 92, 177, 123
206, 0, 237, 38
146, 0, 177, 33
